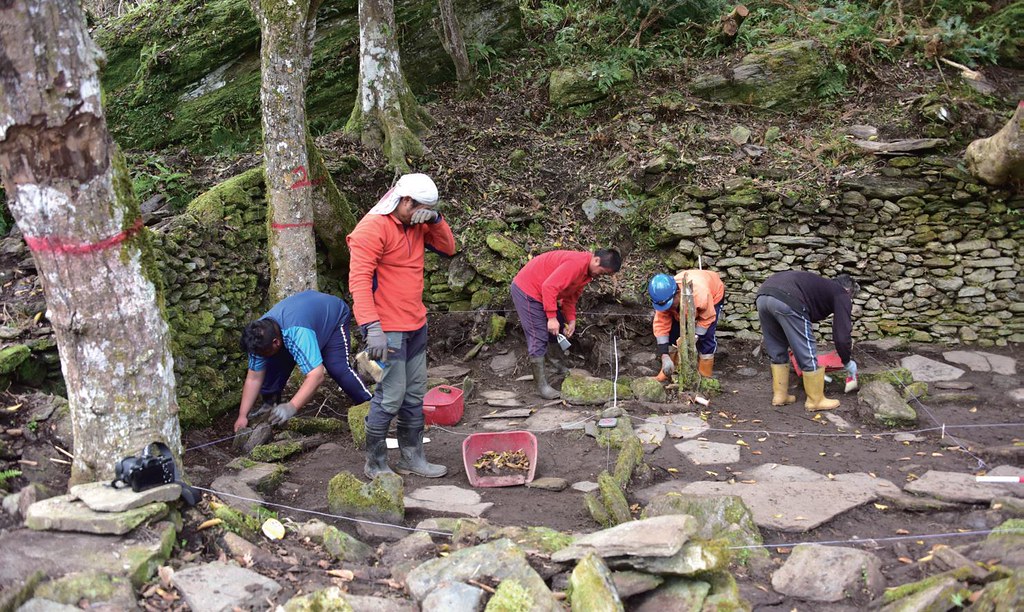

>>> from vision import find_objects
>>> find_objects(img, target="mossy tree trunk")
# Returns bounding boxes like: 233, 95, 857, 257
677, 275, 698, 389
0, 0, 182, 486
250, 0, 323, 300
346, 0, 432, 172
437, 0, 476, 96
306, 135, 357, 278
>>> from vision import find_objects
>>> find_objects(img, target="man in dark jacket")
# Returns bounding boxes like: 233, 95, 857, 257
755, 271, 858, 411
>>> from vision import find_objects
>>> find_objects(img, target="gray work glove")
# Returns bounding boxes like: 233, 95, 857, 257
409, 208, 438, 225
364, 321, 388, 362
268, 403, 297, 425
845, 360, 858, 378
660, 354, 675, 376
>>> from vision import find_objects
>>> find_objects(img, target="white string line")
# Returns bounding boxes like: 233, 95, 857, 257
190, 485, 454, 537
859, 353, 992, 469
728, 527, 1024, 551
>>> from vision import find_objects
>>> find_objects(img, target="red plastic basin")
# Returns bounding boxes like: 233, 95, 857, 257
423, 385, 464, 426
789, 349, 845, 377
462, 431, 538, 488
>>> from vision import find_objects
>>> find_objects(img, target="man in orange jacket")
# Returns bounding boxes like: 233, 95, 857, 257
511, 248, 623, 398
347, 174, 456, 479
647, 269, 726, 379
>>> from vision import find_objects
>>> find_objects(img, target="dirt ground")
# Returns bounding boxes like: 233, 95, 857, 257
173, 312, 1023, 606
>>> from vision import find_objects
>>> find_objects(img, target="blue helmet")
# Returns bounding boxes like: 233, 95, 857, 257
648, 273, 677, 312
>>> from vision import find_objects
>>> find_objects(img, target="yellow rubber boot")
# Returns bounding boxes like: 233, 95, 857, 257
803, 367, 840, 411
697, 355, 715, 377
770, 364, 796, 406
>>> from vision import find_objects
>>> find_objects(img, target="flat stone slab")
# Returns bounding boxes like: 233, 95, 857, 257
427, 364, 472, 379
0, 522, 177, 590
525, 477, 568, 491
747, 464, 828, 483
25, 495, 169, 535
572, 481, 599, 493
404, 485, 493, 517
904, 469, 1021, 503
485, 398, 524, 407
635, 422, 667, 446
935, 381, 974, 390
172, 561, 281, 612
551, 515, 699, 562
481, 408, 534, 419
489, 353, 518, 374
771, 544, 885, 602
900, 355, 965, 382
636, 479, 879, 532
480, 390, 519, 401
942, 351, 1015, 375
674, 440, 741, 465
69, 481, 181, 512
524, 407, 584, 431
209, 475, 265, 515
1005, 388, 1024, 404
646, 414, 708, 439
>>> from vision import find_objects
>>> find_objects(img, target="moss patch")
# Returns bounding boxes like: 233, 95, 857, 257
347, 402, 370, 448
327, 472, 404, 522
286, 417, 347, 436
250, 441, 302, 462
484, 579, 534, 612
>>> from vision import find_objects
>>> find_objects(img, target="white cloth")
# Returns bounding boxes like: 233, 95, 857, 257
367, 173, 439, 215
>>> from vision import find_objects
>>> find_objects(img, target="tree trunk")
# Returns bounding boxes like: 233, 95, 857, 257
437, 0, 477, 96
307, 136, 357, 279
346, 0, 432, 172
965, 101, 1024, 187
250, 0, 323, 300
0, 0, 181, 486
719, 4, 749, 45
677, 275, 698, 389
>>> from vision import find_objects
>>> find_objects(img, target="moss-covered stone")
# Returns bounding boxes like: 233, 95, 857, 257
322, 525, 374, 563
643, 493, 767, 566
568, 552, 624, 611
597, 415, 635, 450
486, 234, 527, 260
630, 376, 666, 402
859, 367, 914, 387
486, 314, 507, 344
562, 374, 628, 406
348, 402, 370, 448
286, 417, 347, 436
281, 586, 355, 612
34, 572, 135, 608
612, 436, 645, 487
123, 520, 179, 588
971, 569, 1024, 612
0, 344, 30, 375
213, 504, 261, 540
484, 578, 535, 612
597, 471, 632, 526
701, 571, 751, 611
250, 441, 302, 462
689, 40, 825, 109
326, 472, 404, 522
503, 526, 575, 555
903, 381, 928, 401
548, 63, 634, 108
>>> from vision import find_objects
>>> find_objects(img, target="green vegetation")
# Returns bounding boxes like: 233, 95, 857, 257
484, 579, 534, 612
0, 468, 21, 491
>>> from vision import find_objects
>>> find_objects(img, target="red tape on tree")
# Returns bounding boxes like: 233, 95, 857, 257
24, 219, 144, 254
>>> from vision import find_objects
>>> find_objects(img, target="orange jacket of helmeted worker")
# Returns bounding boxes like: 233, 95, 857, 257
347, 214, 456, 332
652, 269, 725, 337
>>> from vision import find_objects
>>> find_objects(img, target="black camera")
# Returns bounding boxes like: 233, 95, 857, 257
113, 442, 176, 492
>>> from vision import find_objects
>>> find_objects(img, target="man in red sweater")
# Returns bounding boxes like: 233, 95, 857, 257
347, 174, 456, 479
511, 248, 623, 398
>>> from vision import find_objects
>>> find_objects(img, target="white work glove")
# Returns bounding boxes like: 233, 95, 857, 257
660, 354, 675, 376
409, 208, 438, 225
845, 360, 858, 378
268, 403, 297, 425
364, 322, 387, 361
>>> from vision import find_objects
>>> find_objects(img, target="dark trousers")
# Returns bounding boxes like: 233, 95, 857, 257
260, 320, 372, 405
511, 282, 564, 358
366, 325, 429, 429
756, 295, 819, 371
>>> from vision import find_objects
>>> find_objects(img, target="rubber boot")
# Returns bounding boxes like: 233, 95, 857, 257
697, 354, 715, 378
770, 364, 796, 406
547, 343, 569, 376
363, 420, 395, 479
803, 367, 840, 411
395, 421, 447, 478
530, 356, 560, 399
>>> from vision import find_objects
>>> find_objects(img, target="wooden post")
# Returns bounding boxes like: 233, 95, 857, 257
677, 274, 698, 389
719, 4, 749, 45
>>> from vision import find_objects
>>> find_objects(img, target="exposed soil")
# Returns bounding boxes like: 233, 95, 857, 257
175, 315, 1023, 607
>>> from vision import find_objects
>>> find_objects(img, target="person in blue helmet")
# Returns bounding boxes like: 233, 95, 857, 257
648, 270, 725, 380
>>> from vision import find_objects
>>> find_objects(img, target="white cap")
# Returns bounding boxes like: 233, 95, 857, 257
367, 173, 439, 215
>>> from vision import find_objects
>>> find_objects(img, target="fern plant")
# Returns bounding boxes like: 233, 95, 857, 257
0, 469, 21, 491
